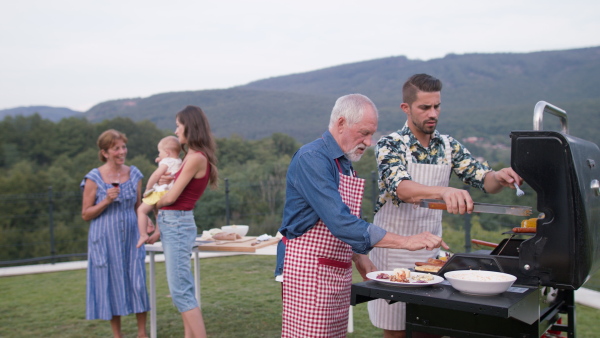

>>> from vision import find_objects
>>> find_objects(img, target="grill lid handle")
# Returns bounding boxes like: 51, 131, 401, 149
533, 101, 568, 134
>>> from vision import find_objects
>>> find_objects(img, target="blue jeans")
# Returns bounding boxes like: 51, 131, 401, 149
158, 210, 198, 313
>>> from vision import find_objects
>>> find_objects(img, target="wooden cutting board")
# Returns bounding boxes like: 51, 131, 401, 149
196, 236, 280, 252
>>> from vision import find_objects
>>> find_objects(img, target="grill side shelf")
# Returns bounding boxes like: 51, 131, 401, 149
351, 280, 539, 322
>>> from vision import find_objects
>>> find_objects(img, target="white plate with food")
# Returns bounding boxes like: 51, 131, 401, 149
367, 269, 444, 287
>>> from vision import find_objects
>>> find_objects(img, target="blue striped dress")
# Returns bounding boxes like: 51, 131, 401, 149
81, 166, 150, 320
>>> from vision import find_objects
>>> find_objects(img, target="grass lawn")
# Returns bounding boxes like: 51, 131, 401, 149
0, 255, 598, 337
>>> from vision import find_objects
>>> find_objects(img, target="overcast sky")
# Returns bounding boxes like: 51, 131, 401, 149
1, 0, 598, 112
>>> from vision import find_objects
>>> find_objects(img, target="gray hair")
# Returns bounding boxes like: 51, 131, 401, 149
328, 94, 378, 130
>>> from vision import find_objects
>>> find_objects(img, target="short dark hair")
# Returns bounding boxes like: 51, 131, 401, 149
402, 74, 442, 105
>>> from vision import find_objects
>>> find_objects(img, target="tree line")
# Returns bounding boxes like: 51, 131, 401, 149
0, 114, 535, 263
0, 114, 301, 263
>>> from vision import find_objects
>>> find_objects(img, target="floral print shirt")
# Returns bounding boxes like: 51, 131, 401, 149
375, 123, 492, 213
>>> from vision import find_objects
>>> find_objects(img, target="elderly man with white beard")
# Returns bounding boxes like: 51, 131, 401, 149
275, 93, 449, 338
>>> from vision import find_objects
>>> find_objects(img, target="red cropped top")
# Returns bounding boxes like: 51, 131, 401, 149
161, 153, 210, 211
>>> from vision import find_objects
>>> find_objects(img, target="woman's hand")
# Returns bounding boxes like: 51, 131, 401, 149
157, 174, 175, 186
106, 186, 120, 202
146, 217, 156, 234
147, 228, 160, 244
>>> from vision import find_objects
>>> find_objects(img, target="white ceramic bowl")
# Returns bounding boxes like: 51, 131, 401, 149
221, 225, 249, 237
444, 270, 517, 296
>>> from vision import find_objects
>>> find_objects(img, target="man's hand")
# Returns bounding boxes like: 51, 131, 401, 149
401, 231, 449, 251
439, 187, 473, 214
493, 167, 522, 187
395, 180, 473, 214
352, 254, 378, 281
376, 231, 449, 251
484, 167, 523, 194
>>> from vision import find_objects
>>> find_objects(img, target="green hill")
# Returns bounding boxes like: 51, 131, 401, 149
84, 89, 334, 142
52, 46, 600, 146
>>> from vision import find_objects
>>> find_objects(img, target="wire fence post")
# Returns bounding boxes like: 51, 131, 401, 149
48, 186, 56, 264
225, 178, 230, 225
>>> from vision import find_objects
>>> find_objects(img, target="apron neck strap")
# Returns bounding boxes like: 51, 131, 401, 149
335, 158, 356, 177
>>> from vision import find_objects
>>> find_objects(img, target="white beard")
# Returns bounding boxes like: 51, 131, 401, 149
345, 144, 365, 162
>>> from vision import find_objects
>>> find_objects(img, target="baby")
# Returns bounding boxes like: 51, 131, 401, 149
136, 136, 182, 248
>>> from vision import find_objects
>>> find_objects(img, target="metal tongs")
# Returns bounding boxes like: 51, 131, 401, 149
420, 199, 532, 216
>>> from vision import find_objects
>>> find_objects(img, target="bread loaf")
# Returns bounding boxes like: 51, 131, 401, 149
212, 232, 242, 241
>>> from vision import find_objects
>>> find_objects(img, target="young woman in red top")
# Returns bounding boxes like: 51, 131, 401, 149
148, 105, 218, 337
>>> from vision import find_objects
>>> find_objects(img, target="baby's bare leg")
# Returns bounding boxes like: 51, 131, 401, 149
136, 203, 153, 248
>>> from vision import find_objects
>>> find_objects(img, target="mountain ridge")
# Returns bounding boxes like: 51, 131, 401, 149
0, 106, 83, 122
2, 46, 599, 145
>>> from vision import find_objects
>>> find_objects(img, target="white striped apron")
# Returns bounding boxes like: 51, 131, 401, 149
368, 135, 452, 331
282, 161, 364, 337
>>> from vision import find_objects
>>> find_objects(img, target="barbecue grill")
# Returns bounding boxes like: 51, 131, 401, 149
351, 101, 600, 337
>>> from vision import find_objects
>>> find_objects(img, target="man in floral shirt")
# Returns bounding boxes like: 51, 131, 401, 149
367, 74, 523, 338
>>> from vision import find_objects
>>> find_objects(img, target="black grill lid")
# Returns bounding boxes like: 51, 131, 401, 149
510, 126, 600, 289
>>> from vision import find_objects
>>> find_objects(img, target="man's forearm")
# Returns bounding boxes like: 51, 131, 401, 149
375, 231, 448, 251
394, 180, 446, 203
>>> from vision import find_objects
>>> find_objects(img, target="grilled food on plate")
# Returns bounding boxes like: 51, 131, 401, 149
414, 258, 446, 273
390, 268, 411, 283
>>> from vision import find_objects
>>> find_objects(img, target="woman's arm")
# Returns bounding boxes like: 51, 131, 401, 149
145, 164, 169, 191
81, 179, 116, 221
156, 153, 207, 208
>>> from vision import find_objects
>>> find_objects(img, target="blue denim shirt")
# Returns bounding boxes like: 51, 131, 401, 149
274, 131, 387, 276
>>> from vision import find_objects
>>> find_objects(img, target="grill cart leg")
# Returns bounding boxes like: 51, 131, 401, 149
559, 290, 576, 338
543, 290, 575, 338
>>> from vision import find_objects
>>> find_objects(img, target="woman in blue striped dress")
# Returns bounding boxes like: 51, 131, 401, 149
81, 129, 151, 338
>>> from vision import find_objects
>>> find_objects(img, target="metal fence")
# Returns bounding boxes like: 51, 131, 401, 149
0, 178, 288, 266
0, 188, 87, 266
3, 179, 599, 292
0, 177, 507, 266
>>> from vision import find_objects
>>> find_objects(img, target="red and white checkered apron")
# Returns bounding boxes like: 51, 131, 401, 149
282, 162, 365, 338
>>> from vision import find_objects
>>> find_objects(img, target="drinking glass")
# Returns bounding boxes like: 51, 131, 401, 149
110, 172, 120, 201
